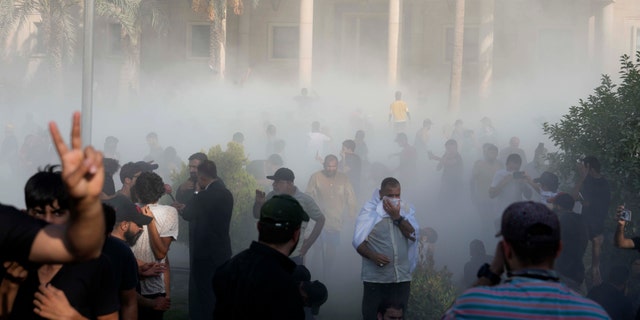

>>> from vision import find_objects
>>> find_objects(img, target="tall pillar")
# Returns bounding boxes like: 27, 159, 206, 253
478, 0, 494, 101
238, 4, 251, 82
299, 0, 314, 87
388, 0, 401, 87
593, 0, 615, 74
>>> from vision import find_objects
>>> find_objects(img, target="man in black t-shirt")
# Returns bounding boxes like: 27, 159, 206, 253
553, 193, 589, 292
214, 195, 306, 319
1, 112, 105, 265
574, 156, 611, 286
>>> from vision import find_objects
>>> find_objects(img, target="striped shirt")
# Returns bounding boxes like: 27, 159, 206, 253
442, 277, 610, 319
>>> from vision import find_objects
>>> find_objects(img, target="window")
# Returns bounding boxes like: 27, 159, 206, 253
189, 24, 210, 58
444, 27, 479, 62
269, 25, 299, 60
107, 23, 122, 56
32, 22, 45, 55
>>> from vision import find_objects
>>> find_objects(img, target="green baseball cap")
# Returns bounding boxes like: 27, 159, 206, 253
260, 195, 307, 228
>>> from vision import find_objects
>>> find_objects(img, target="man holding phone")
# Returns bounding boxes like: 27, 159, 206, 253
489, 154, 532, 229
614, 205, 639, 250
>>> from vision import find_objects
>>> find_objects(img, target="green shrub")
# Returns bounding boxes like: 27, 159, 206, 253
171, 142, 259, 254
408, 254, 458, 320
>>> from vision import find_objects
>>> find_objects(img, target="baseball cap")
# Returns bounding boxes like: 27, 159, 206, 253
259, 195, 307, 227
110, 199, 152, 226
533, 171, 559, 189
301, 280, 328, 315
266, 167, 295, 182
135, 161, 159, 172
496, 201, 560, 248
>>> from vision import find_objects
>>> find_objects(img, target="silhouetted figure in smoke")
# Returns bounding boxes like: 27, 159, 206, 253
450, 119, 465, 142
499, 136, 527, 164
265, 124, 277, 157
307, 121, 330, 160
524, 142, 548, 181
478, 117, 497, 145
103, 136, 120, 161
214, 195, 306, 319
489, 154, 532, 228
248, 154, 284, 192
101, 158, 120, 198
181, 160, 233, 320
175, 152, 208, 204
391, 133, 416, 184
470, 143, 502, 229
588, 265, 634, 320
295, 88, 315, 109
573, 156, 610, 287
159, 146, 182, 184
232, 132, 244, 145
530, 171, 559, 206
354, 130, 369, 164
273, 139, 287, 164
389, 91, 410, 133
253, 168, 325, 265
428, 139, 463, 202
552, 193, 588, 293
353, 177, 418, 320
414, 119, 432, 155
340, 139, 362, 197
144, 132, 163, 164
306, 155, 357, 280
462, 239, 493, 288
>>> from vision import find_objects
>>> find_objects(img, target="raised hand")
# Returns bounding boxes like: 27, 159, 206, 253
49, 112, 104, 201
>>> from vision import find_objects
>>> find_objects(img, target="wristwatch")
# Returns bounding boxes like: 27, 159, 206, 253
477, 263, 501, 285
393, 216, 405, 226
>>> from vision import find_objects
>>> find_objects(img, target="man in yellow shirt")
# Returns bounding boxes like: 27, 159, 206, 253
389, 91, 411, 133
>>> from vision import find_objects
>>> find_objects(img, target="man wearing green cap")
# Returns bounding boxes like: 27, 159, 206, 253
214, 195, 306, 319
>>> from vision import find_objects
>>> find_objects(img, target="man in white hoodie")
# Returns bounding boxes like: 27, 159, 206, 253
353, 177, 419, 320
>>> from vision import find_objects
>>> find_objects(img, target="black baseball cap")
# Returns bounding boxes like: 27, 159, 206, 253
259, 195, 306, 228
266, 168, 295, 182
135, 161, 159, 172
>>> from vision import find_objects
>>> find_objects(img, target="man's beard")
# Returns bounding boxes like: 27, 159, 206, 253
125, 230, 143, 246
323, 170, 336, 178
189, 173, 197, 181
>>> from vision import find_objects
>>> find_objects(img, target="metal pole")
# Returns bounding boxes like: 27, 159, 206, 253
81, 0, 94, 146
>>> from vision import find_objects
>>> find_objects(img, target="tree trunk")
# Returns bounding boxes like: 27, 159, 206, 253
209, 0, 226, 80
448, 0, 465, 115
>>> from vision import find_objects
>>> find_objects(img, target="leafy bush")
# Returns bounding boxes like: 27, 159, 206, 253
408, 254, 458, 320
171, 142, 258, 254
543, 53, 640, 269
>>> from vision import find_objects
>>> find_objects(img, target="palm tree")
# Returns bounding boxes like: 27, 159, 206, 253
191, 0, 258, 80
0, 0, 81, 90
97, 0, 165, 99
448, 0, 465, 115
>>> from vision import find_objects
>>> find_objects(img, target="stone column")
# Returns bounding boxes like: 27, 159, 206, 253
478, 0, 494, 101
388, 0, 401, 86
299, 0, 314, 87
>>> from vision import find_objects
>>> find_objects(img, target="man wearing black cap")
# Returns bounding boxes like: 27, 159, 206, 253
254, 167, 325, 264
214, 195, 306, 319
443, 201, 609, 319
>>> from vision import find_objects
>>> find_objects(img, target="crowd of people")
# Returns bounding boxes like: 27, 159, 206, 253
1, 93, 639, 320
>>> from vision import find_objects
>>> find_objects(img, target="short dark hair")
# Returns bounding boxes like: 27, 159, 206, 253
198, 160, 218, 179
582, 156, 601, 173
267, 154, 284, 166
24, 165, 69, 211
504, 202, 560, 266
146, 132, 158, 140
232, 132, 244, 143
311, 121, 320, 132
119, 162, 142, 184
377, 300, 404, 317
188, 152, 208, 162
395, 91, 402, 100
324, 154, 338, 164
445, 139, 457, 147
380, 177, 400, 190
103, 203, 116, 235
484, 143, 498, 153
258, 221, 299, 244
506, 153, 522, 165
342, 139, 356, 152
133, 171, 165, 204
